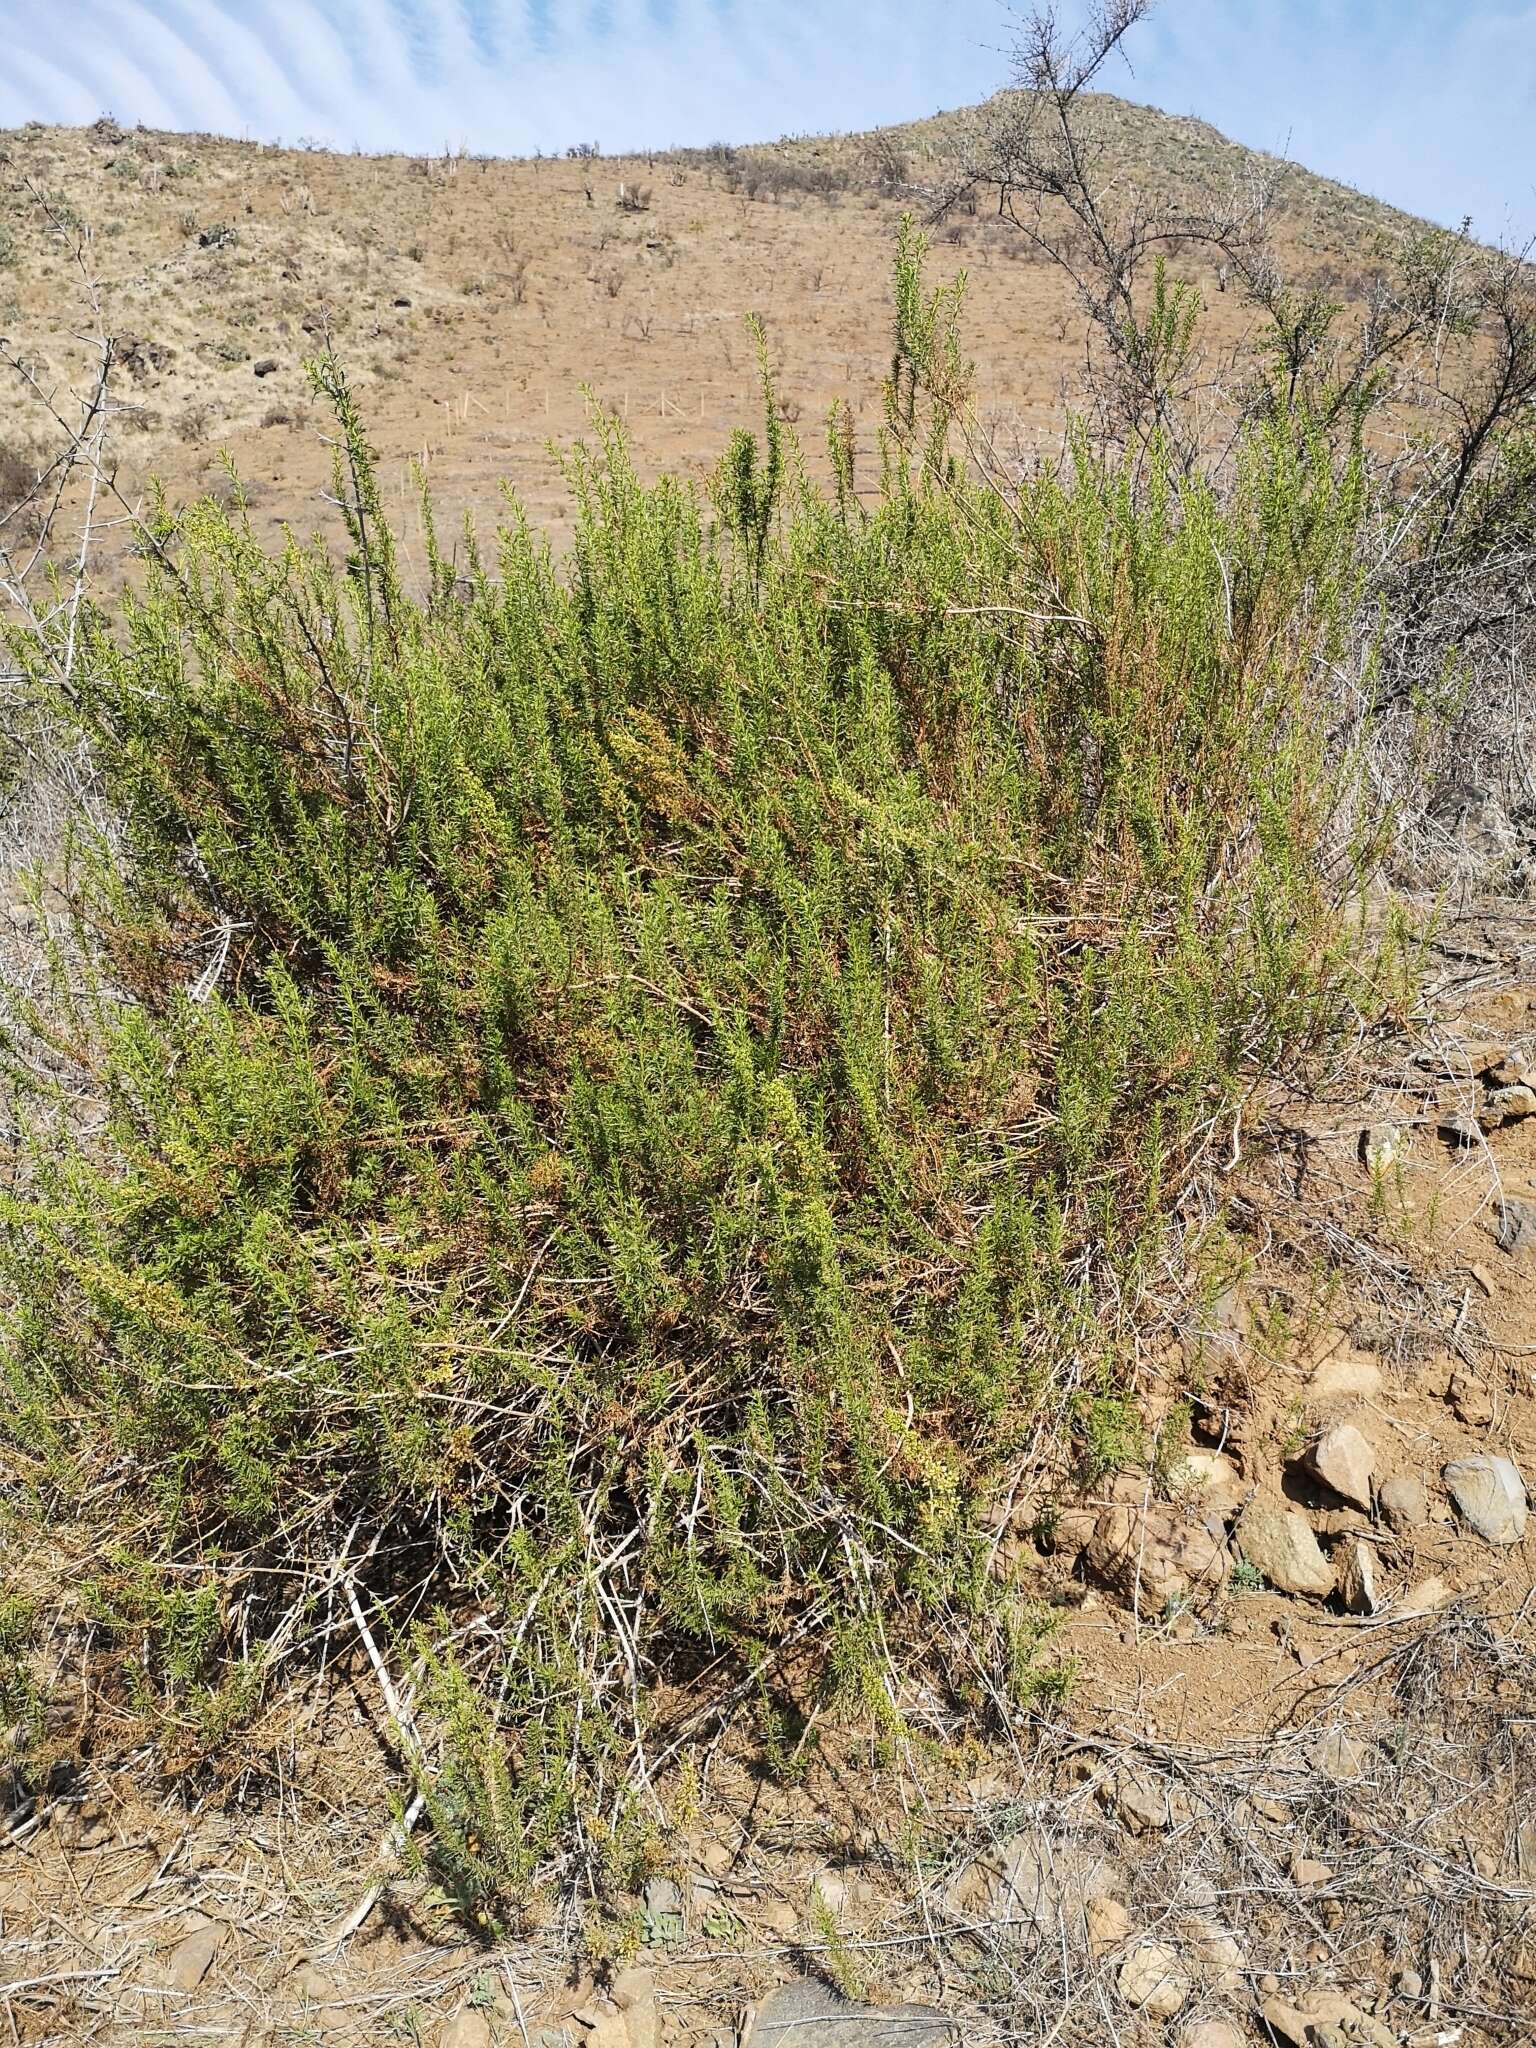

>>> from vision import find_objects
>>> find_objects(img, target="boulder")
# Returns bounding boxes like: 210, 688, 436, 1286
1444, 1455, 1528, 1545
1302, 1424, 1375, 1511
1084, 1501, 1228, 1614
1236, 1500, 1335, 1598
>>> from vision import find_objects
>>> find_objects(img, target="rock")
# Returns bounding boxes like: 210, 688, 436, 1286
1178, 1448, 1244, 1508
1444, 1455, 1527, 1544
698, 1839, 733, 1876
745, 1981, 955, 2047
1182, 2025, 1246, 2048
1489, 1196, 1536, 1253
571, 2008, 628, 2048
947, 1829, 1120, 1937
289, 1965, 341, 2008
1302, 1424, 1375, 1511
1487, 1084, 1536, 1121
165, 1920, 225, 1991
1314, 1728, 1369, 1782
1440, 1111, 1482, 1149
1397, 1574, 1454, 1617
1378, 1475, 1428, 1531
1260, 1991, 1393, 2048
1178, 1915, 1244, 1993
1448, 1370, 1494, 1426
1236, 1499, 1335, 1598
610, 1968, 657, 2048
394, 294, 413, 306
1360, 1122, 1405, 1171
1291, 1855, 1332, 1888
253, 356, 279, 377
1084, 1894, 1130, 1955
1336, 1537, 1379, 1615
1107, 1767, 1185, 1836
439, 2015, 493, 2048
1117, 1941, 1188, 2018
1308, 1350, 1381, 1400
1084, 1501, 1228, 1615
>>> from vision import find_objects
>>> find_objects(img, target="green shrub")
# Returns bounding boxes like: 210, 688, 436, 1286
0, 229, 1364, 1905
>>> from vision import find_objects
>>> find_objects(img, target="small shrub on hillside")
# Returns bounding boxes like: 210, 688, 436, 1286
0, 230, 1365, 1902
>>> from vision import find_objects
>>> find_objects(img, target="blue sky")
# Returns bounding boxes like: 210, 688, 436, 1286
2, 2, 1533, 245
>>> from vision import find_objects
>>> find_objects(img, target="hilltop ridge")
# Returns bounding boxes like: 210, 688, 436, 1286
0, 91, 1453, 559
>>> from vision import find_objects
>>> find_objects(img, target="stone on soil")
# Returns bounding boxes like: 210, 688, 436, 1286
165, 1919, 225, 1992
438, 2015, 493, 2048
1490, 1196, 1536, 1253
1236, 1499, 1335, 1598
1302, 1423, 1375, 1511
1377, 1474, 1428, 1530
746, 1981, 955, 2046
1083, 1501, 1228, 1614
1084, 1894, 1131, 1955
1307, 1349, 1381, 1399
1182, 2026, 1245, 2048
1117, 1941, 1188, 2018
1336, 1537, 1379, 1614
946, 1829, 1120, 1938
1444, 1455, 1528, 1545
1260, 1991, 1393, 2048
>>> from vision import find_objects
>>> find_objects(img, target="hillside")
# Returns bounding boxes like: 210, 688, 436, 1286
4, 88, 1536, 2048
1, 93, 1440, 562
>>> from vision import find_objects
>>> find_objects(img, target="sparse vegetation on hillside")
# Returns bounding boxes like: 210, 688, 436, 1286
2, 24, 1535, 2034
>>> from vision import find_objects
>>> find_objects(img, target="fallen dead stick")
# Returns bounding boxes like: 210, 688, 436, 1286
304, 1580, 434, 1957
307, 1787, 429, 1958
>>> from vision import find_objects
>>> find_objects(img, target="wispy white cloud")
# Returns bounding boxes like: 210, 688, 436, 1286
0, 1, 1530, 243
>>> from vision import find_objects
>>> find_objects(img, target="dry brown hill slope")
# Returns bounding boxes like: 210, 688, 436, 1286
0, 92, 1445, 565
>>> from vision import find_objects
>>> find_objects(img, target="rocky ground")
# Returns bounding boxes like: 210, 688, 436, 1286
4, 898, 1536, 2045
